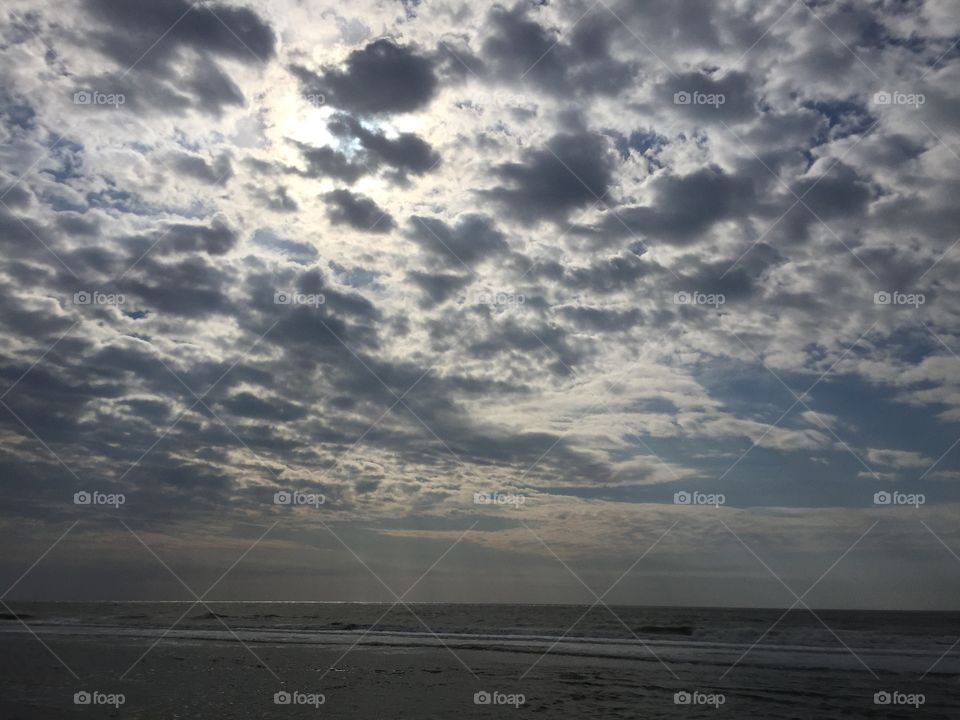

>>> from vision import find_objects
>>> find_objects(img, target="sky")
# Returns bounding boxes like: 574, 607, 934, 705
1, 0, 959, 609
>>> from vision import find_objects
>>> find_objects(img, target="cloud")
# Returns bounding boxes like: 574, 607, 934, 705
407, 214, 509, 267
291, 38, 438, 114
481, 3, 636, 97
169, 152, 233, 184
323, 189, 395, 233
82, 0, 277, 67
481, 131, 616, 224
865, 448, 932, 469
294, 114, 440, 185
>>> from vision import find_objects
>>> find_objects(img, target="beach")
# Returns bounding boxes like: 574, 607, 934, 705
1, 603, 957, 718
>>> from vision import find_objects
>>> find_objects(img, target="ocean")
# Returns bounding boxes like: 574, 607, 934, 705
1, 602, 958, 718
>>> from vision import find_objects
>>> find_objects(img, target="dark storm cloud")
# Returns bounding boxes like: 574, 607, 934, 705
323, 189, 395, 233
118, 255, 231, 316
294, 115, 440, 185
575, 166, 756, 247
407, 214, 509, 267
0, 173, 32, 208
481, 131, 616, 225
468, 317, 584, 376
293, 142, 368, 183
169, 152, 233, 185
219, 392, 307, 421
82, 0, 277, 68
557, 305, 642, 332
74, 0, 274, 116
74, 63, 244, 117
481, 3, 636, 97
759, 162, 874, 246
136, 218, 239, 256
290, 39, 438, 115
407, 270, 472, 306
533, 252, 655, 294
655, 70, 758, 124
254, 185, 299, 213
56, 211, 101, 237
185, 60, 246, 115
251, 228, 317, 263
328, 114, 441, 181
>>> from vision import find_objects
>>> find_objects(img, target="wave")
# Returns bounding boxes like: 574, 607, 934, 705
1, 621, 954, 674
